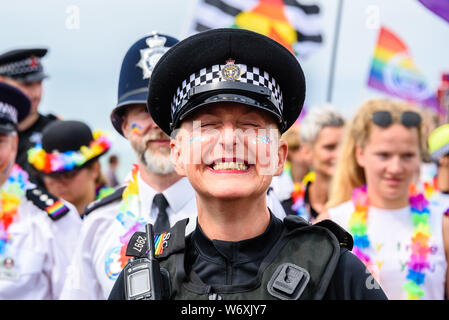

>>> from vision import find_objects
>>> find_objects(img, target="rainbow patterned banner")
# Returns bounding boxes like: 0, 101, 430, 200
367, 26, 444, 115
186, 0, 323, 59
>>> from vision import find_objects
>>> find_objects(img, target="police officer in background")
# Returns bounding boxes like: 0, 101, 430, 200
0, 48, 57, 184
27, 120, 114, 215
0, 82, 81, 299
109, 28, 387, 300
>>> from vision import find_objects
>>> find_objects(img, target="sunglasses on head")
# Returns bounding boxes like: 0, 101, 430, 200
371, 110, 422, 128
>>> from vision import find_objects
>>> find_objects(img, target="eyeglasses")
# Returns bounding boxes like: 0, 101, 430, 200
371, 110, 421, 128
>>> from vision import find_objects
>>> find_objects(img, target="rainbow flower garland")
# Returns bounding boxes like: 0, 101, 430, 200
27, 130, 111, 174
285, 161, 316, 221
349, 184, 432, 300
105, 164, 170, 279
115, 164, 145, 269
0, 165, 30, 257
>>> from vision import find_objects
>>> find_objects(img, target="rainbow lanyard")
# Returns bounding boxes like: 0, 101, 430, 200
349, 184, 432, 300
0, 165, 30, 257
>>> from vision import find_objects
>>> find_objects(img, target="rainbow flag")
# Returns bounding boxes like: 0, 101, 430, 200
186, 0, 323, 59
367, 26, 444, 114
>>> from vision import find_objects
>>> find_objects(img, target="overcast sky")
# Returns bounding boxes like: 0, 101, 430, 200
1, 0, 448, 180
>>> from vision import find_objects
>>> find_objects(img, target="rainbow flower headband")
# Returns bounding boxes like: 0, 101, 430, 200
27, 130, 111, 174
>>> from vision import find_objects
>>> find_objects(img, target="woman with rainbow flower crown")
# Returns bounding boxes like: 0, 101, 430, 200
27, 120, 114, 215
322, 98, 449, 300
0, 82, 81, 299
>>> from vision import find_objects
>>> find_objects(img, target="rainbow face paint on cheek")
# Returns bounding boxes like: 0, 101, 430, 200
131, 122, 143, 135
251, 136, 271, 145
189, 136, 207, 143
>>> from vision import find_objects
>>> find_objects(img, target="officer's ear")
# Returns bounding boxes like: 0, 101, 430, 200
170, 130, 187, 177
121, 115, 130, 139
274, 138, 288, 176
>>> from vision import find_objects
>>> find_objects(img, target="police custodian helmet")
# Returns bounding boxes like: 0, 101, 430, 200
110, 32, 179, 136
147, 28, 306, 136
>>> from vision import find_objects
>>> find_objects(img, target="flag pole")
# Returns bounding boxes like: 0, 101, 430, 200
326, 0, 344, 103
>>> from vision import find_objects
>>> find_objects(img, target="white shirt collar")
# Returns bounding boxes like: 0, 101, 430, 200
137, 172, 195, 219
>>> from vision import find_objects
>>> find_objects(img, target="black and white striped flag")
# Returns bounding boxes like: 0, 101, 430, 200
185, 0, 323, 59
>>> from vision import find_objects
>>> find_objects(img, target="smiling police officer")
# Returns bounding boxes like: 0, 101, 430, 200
108, 28, 387, 300
0, 48, 57, 186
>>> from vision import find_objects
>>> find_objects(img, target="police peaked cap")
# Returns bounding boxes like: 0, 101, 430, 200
0, 48, 48, 82
111, 33, 179, 136
0, 82, 30, 134
147, 28, 306, 135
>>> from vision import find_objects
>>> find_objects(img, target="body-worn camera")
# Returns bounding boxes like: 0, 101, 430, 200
124, 223, 170, 300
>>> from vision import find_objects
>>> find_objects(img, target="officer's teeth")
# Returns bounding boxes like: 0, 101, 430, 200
212, 162, 248, 171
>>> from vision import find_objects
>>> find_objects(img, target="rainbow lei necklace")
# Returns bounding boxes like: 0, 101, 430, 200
113, 165, 169, 270
286, 162, 316, 221
349, 184, 432, 300
0, 165, 30, 257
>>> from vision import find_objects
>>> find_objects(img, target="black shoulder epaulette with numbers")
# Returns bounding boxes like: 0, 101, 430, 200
125, 218, 189, 260
83, 185, 126, 217
26, 186, 70, 221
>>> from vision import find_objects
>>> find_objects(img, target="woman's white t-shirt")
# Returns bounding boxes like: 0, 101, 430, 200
328, 196, 449, 300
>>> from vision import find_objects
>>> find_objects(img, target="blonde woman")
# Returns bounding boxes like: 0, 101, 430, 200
322, 98, 449, 300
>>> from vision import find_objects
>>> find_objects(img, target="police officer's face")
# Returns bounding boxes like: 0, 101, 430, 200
122, 104, 173, 174
171, 103, 287, 200
1, 77, 43, 115
0, 132, 18, 185
43, 162, 99, 206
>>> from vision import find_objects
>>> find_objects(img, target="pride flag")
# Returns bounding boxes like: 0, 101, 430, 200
367, 26, 443, 114
186, 0, 323, 59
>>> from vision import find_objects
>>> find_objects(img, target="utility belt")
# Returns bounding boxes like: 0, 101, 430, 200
123, 216, 353, 300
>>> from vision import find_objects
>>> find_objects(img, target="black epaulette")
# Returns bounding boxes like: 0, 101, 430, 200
82, 185, 126, 217
26, 186, 70, 221
314, 219, 353, 250
283, 215, 353, 250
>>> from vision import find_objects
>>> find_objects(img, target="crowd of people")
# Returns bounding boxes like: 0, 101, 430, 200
0, 28, 448, 301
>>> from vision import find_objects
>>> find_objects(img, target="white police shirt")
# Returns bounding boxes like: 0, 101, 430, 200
0, 199, 81, 300
60, 174, 198, 300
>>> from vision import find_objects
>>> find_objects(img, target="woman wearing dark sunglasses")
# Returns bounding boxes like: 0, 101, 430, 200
320, 98, 449, 300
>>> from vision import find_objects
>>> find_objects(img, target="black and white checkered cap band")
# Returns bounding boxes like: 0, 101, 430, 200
0, 57, 42, 77
171, 64, 283, 116
0, 101, 18, 123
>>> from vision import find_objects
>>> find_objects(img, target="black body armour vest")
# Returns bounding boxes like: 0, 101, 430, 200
125, 216, 353, 300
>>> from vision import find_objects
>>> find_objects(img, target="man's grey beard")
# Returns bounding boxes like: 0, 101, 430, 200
130, 134, 174, 175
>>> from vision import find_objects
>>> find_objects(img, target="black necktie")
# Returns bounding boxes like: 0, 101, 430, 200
153, 193, 170, 233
